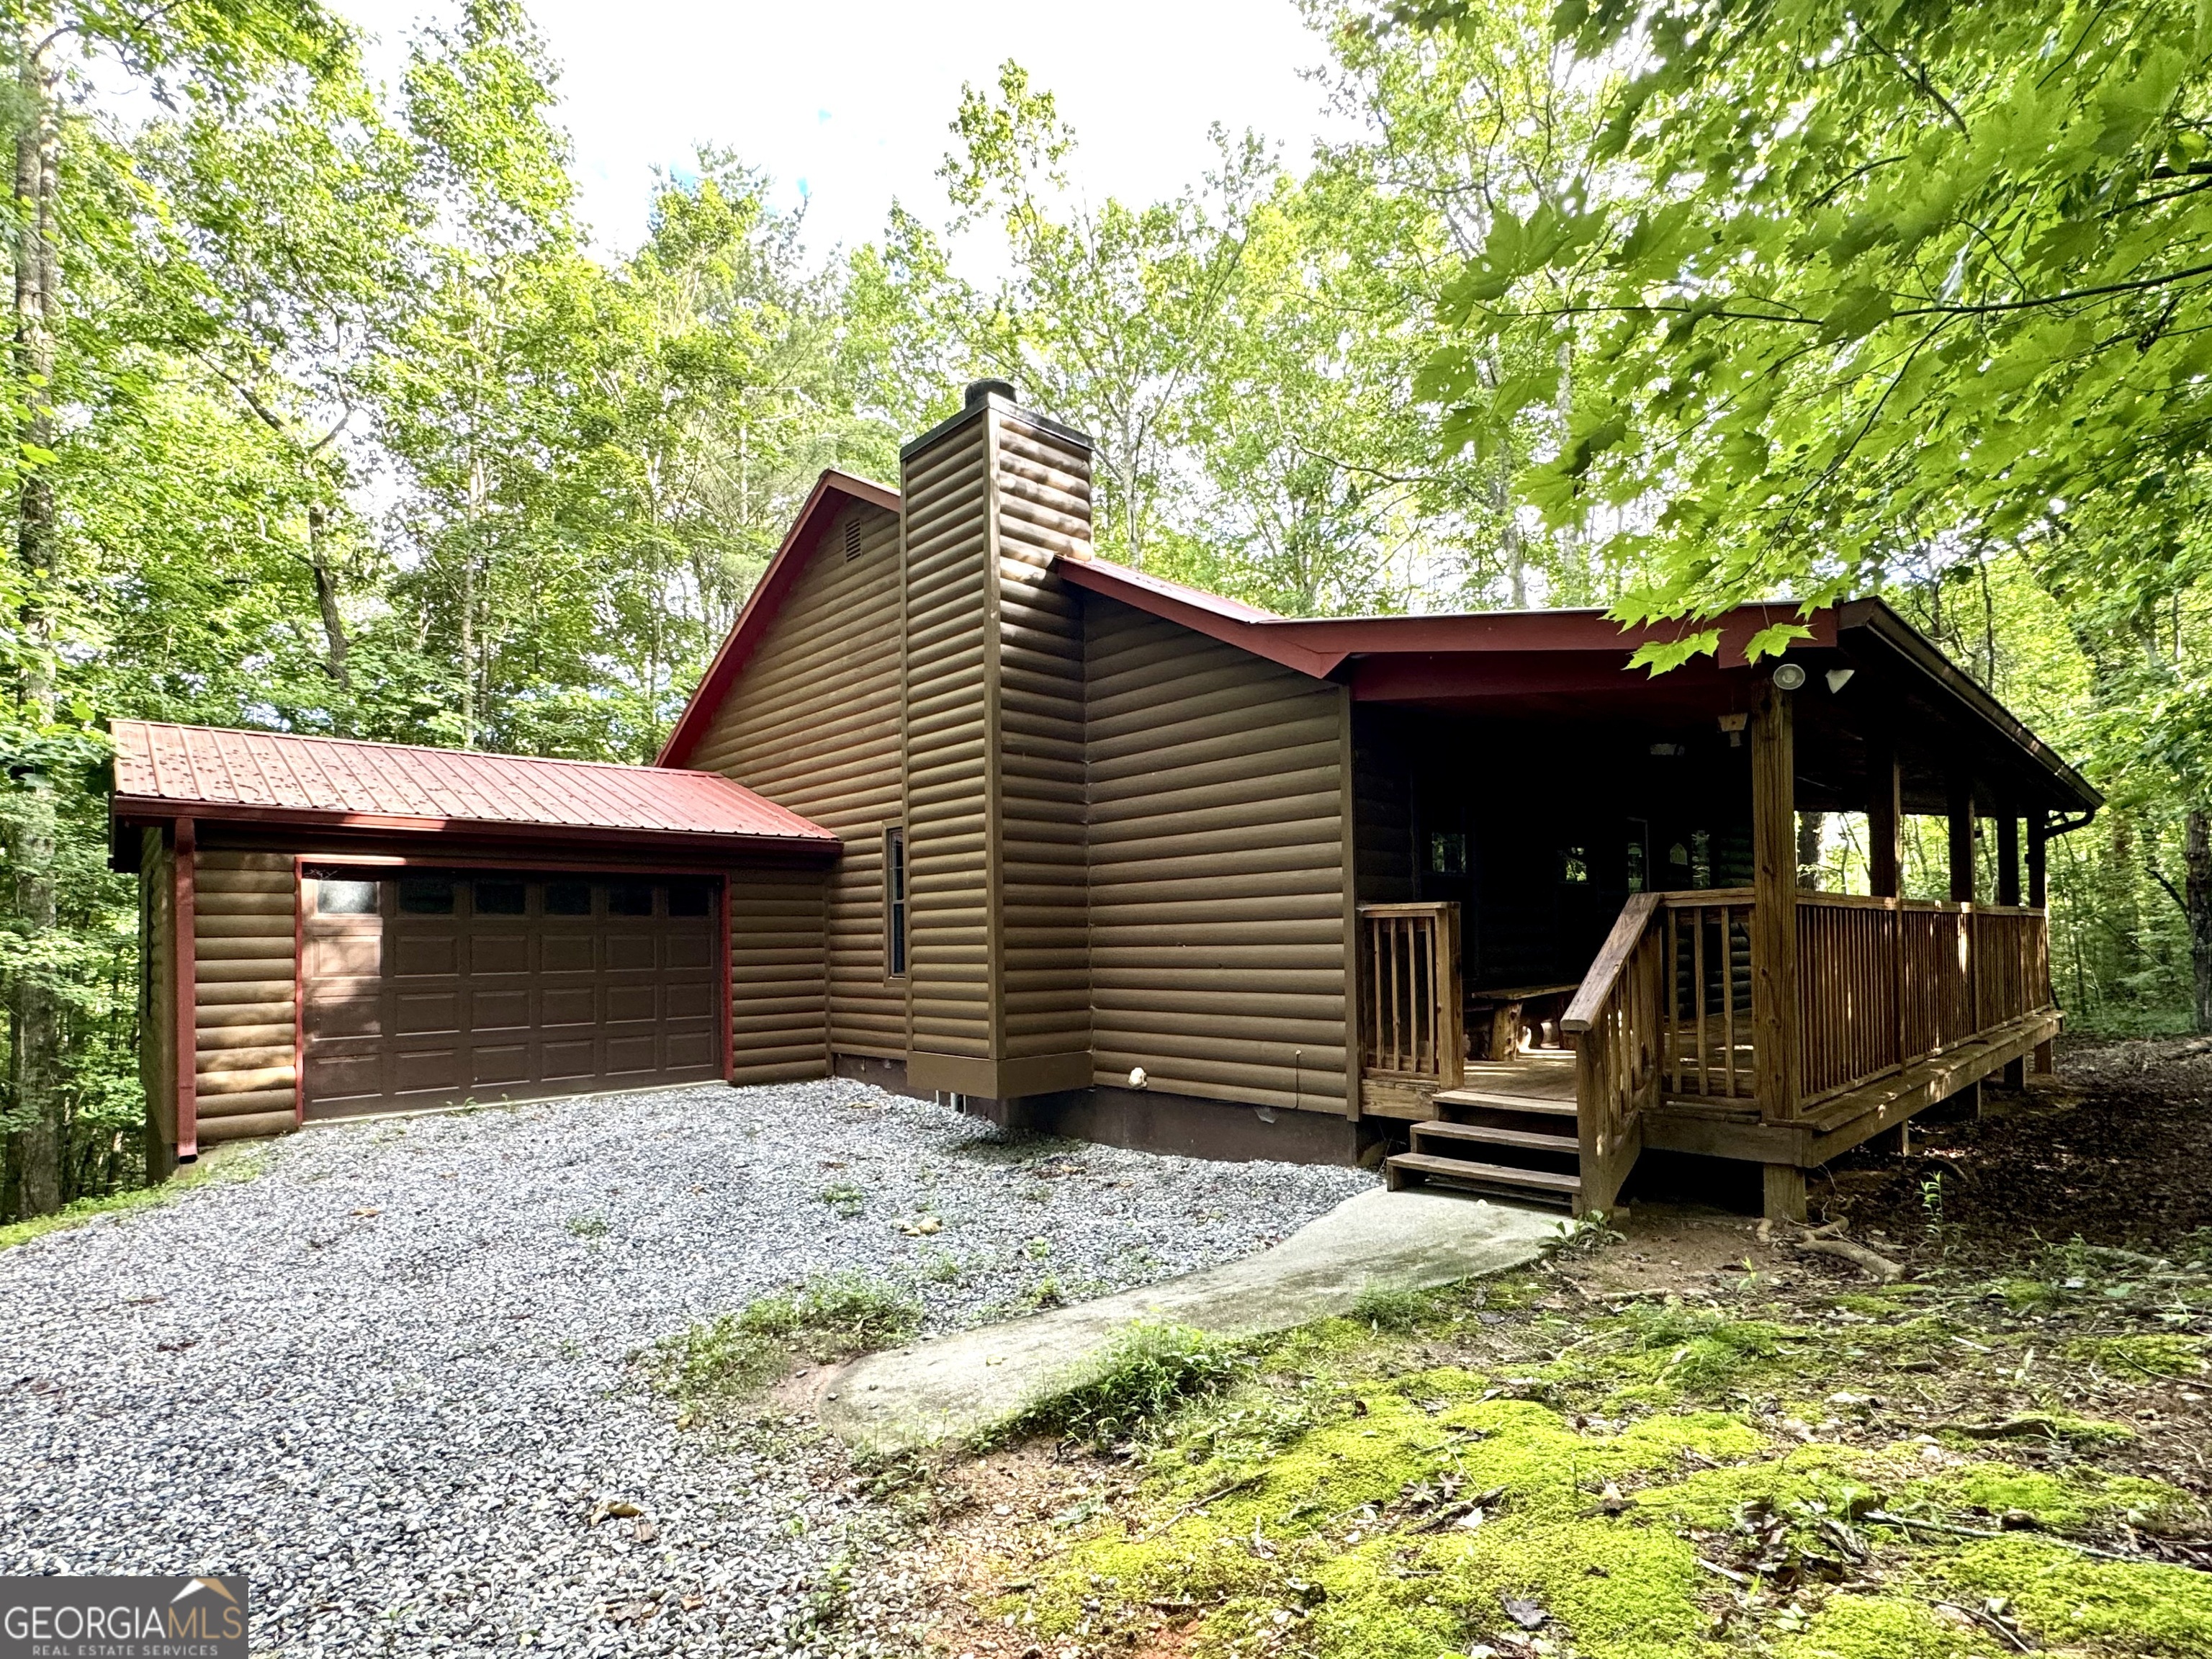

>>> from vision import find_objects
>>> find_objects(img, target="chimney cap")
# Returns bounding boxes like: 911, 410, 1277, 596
965, 377, 1017, 408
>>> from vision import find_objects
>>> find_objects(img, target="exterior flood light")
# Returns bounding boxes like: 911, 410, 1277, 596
1772, 662, 1808, 691
1826, 667, 1856, 693
1128, 1066, 1148, 1089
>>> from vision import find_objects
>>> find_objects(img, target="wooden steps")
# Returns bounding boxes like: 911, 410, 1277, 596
1429, 1089, 1578, 1118
1385, 1067, 1586, 1212
1385, 1153, 1581, 1202
1411, 1120, 1578, 1156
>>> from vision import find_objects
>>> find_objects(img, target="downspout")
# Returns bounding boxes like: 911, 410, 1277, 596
292, 855, 307, 1126
173, 817, 197, 1162
720, 875, 736, 1082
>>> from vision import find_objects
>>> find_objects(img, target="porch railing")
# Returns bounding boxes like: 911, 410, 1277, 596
1661, 894, 1755, 1100
1354, 890, 2051, 1124
1798, 894, 2051, 1105
1561, 892, 1665, 1210
1357, 902, 1463, 1092
1652, 888, 2052, 1112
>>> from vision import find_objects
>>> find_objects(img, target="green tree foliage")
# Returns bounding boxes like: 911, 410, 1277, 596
0, 0, 901, 1217
1409, 0, 2212, 648
1395, 0, 2212, 1026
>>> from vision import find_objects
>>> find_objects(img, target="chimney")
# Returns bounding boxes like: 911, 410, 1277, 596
896, 382, 1094, 1102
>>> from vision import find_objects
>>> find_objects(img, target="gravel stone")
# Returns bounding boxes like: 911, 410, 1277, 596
0, 1080, 1374, 1655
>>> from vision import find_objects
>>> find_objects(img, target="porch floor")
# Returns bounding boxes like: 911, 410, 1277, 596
1364, 1049, 1576, 1122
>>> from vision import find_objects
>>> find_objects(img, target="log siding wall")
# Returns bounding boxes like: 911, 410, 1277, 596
690, 498, 903, 1068
1083, 595, 1354, 1114
192, 848, 298, 1143
900, 416, 997, 1068
726, 866, 828, 1083
1352, 708, 1416, 905
992, 417, 1090, 1069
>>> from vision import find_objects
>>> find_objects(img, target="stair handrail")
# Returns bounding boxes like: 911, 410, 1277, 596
1560, 891, 1664, 1214
1561, 891, 1663, 1035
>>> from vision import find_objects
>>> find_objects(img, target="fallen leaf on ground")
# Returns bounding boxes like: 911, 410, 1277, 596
1501, 1595, 1550, 1629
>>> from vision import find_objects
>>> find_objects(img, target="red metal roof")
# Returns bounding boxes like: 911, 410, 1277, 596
110, 720, 838, 848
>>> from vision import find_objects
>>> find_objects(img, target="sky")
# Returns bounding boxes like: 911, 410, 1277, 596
331, 0, 1354, 261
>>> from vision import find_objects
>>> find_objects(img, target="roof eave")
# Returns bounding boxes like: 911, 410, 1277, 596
108, 796, 842, 857
1835, 598, 2103, 814
1055, 559, 1350, 679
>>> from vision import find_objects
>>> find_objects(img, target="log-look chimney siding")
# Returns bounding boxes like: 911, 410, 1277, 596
898, 386, 1095, 1100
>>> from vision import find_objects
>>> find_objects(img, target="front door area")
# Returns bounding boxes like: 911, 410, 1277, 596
301, 868, 724, 1117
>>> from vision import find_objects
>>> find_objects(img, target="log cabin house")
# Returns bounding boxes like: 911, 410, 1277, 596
112, 380, 2100, 1220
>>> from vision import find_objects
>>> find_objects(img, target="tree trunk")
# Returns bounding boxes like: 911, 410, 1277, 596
458, 545, 475, 747
7, 786, 61, 1215
2187, 810, 2212, 1035
1797, 810, 1825, 891
306, 500, 351, 692
459, 445, 485, 750
9, 14, 64, 1218
1120, 450, 1141, 567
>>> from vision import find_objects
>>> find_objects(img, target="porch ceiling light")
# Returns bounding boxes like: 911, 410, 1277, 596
1773, 662, 1809, 691
1826, 667, 1856, 693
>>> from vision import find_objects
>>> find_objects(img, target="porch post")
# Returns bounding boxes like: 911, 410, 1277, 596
1867, 734, 1902, 899
2028, 813, 2055, 1079
1996, 814, 2020, 906
1751, 685, 1802, 1187
1946, 773, 1977, 902
1945, 773, 1983, 1115
1997, 812, 2026, 1087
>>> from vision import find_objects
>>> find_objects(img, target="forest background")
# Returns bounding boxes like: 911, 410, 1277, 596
4, 0, 2205, 1218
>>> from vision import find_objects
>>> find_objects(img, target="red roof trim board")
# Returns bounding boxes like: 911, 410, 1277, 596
110, 720, 838, 850
655, 468, 901, 769
1058, 555, 1836, 678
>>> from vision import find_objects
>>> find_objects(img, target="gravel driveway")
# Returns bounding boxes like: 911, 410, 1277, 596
0, 1080, 1372, 1655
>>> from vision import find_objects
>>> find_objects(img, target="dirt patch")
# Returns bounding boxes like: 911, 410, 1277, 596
1831, 1037, 2212, 1259
1562, 1208, 1770, 1296
876, 1442, 1143, 1659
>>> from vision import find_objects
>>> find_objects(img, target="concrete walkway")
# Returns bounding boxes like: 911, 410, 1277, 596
818, 1188, 1566, 1453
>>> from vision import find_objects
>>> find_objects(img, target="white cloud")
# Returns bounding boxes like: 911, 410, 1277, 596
336, 0, 1352, 259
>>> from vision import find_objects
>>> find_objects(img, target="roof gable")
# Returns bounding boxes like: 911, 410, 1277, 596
655, 469, 899, 769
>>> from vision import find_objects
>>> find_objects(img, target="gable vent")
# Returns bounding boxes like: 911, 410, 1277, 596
842, 518, 863, 560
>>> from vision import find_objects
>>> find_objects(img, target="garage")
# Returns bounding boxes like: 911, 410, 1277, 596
108, 719, 840, 1162
301, 868, 726, 1115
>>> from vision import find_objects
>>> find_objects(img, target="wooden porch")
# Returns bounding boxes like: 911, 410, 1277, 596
1358, 688, 2064, 1218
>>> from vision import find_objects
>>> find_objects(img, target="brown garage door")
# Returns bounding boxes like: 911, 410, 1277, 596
302, 869, 724, 1116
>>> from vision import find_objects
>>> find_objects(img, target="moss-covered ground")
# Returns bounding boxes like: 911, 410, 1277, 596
882, 1052, 2212, 1659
